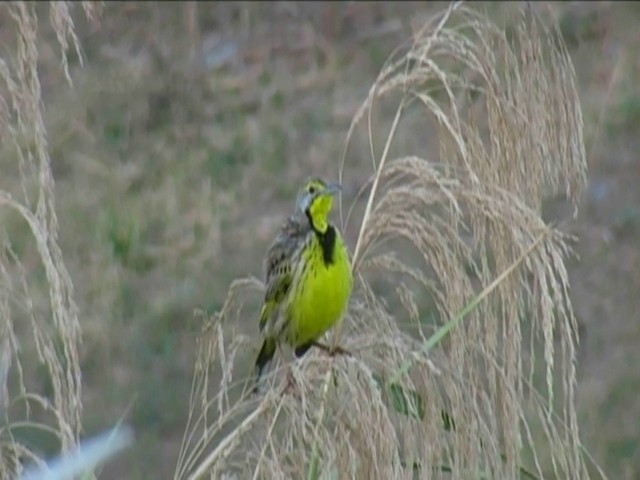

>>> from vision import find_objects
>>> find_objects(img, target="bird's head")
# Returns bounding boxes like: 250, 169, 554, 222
296, 177, 341, 233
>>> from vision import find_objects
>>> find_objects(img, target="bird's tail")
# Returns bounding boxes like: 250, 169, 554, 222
254, 337, 277, 389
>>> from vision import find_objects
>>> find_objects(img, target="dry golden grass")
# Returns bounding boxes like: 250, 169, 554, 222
0, 2, 101, 478
176, 4, 603, 480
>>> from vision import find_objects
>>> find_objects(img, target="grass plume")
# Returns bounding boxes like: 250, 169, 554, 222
0, 2, 102, 478
177, 3, 601, 479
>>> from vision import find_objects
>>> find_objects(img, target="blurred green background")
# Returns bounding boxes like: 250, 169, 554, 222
1, 2, 639, 478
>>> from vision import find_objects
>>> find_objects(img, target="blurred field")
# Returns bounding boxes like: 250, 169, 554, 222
1, 2, 639, 478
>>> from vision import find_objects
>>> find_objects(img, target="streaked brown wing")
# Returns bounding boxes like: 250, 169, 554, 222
258, 216, 308, 331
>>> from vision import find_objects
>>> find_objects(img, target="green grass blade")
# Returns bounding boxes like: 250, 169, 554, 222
389, 231, 548, 384
307, 442, 320, 480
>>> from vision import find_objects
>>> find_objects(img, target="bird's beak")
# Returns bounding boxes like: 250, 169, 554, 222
325, 183, 342, 196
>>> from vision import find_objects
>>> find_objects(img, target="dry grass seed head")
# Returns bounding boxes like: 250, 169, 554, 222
179, 4, 597, 480
0, 2, 102, 477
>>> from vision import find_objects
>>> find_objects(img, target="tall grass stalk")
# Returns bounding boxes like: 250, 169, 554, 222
0, 3, 102, 478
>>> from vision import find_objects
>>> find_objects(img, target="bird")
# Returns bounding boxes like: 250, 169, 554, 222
253, 177, 353, 390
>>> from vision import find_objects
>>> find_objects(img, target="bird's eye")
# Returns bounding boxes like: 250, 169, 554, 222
308, 186, 316, 194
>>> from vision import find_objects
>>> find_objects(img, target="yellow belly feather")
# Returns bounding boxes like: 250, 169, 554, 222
287, 231, 352, 347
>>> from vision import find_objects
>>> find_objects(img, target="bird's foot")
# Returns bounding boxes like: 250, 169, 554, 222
283, 367, 301, 399
311, 341, 352, 357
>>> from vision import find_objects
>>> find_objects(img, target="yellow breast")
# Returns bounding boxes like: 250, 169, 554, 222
287, 230, 352, 347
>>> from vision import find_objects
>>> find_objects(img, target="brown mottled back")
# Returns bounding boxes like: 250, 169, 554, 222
259, 213, 310, 333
